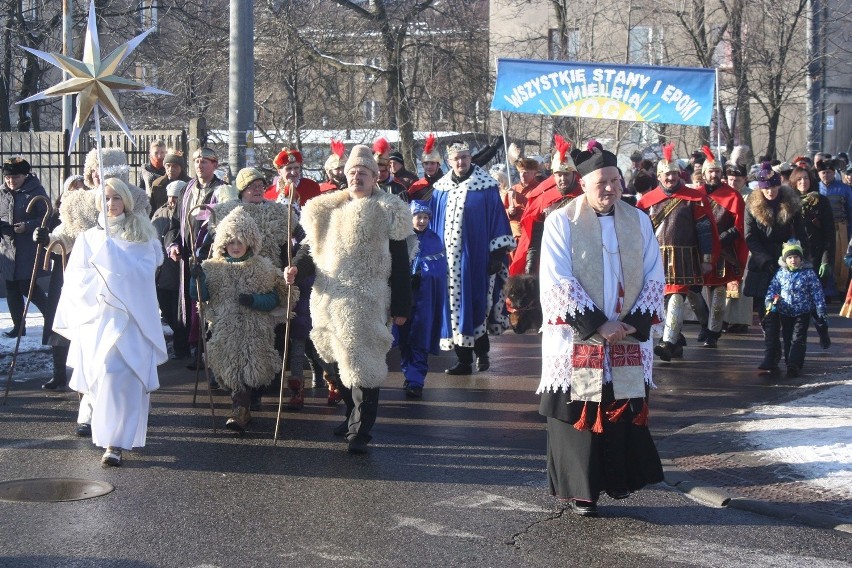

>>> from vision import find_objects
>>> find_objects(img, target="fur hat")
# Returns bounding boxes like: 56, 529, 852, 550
324, 139, 346, 172
772, 161, 795, 175
446, 140, 470, 157
214, 184, 239, 203
63, 174, 84, 193
781, 239, 803, 261
192, 147, 218, 163
212, 207, 263, 260
815, 157, 836, 172
2, 156, 30, 176
84, 147, 129, 189
551, 135, 577, 173
344, 144, 379, 175
164, 149, 185, 167
166, 180, 187, 198
726, 145, 751, 176
235, 167, 266, 192
421, 134, 442, 163
656, 142, 681, 175
274, 148, 302, 169
755, 162, 781, 188
410, 200, 431, 217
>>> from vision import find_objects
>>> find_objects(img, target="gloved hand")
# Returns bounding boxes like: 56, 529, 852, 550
238, 293, 253, 307
819, 263, 831, 279
189, 263, 204, 279
488, 249, 506, 275
33, 227, 50, 245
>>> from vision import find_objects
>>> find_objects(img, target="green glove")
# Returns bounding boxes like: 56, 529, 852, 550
819, 263, 831, 278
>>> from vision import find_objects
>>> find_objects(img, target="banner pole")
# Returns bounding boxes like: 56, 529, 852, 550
500, 111, 512, 182
715, 68, 721, 153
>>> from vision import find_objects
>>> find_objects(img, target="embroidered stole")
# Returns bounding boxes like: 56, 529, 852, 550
567, 198, 646, 402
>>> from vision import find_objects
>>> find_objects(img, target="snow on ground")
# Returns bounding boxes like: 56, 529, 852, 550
732, 379, 852, 499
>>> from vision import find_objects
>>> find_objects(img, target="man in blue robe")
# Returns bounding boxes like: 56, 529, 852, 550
429, 141, 515, 375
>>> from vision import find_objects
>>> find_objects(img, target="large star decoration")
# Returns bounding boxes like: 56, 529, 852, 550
17, 0, 170, 150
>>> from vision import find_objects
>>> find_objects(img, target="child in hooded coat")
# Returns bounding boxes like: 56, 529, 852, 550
761, 239, 827, 378
190, 207, 289, 432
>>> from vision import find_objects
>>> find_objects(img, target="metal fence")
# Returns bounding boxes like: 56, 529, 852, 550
0, 130, 187, 201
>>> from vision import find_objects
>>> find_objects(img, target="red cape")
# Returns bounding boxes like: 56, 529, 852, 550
509, 175, 582, 276
264, 177, 322, 206
695, 182, 749, 285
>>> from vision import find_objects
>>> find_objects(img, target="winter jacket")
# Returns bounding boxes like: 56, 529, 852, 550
765, 262, 826, 318
0, 175, 49, 281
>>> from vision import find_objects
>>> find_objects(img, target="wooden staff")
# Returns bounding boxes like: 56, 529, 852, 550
3, 195, 52, 404
186, 203, 217, 432
273, 186, 296, 444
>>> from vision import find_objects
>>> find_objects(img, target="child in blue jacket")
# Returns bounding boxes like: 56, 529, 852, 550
761, 240, 827, 377
395, 201, 447, 398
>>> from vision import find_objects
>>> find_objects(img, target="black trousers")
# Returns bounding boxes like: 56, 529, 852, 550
454, 334, 490, 365
763, 311, 810, 369
5, 278, 48, 329
325, 362, 380, 442
157, 287, 189, 357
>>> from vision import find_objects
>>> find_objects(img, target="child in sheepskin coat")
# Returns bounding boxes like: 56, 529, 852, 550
190, 207, 289, 432
761, 240, 827, 378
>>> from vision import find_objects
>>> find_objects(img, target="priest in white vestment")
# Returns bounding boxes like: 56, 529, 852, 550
537, 146, 666, 517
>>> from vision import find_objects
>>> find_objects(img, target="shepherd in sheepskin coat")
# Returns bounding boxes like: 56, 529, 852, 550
193, 208, 290, 393
211, 200, 298, 268
299, 188, 412, 389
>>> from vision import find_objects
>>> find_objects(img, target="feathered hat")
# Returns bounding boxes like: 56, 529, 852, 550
421, 133, 442, 163
323, 139, 346, 171
726, 145, 752, 176
656, 142, 681, 175
700, 145, 721, 173
551, 135, 576, 173
372, 137, 391, 166
509, 142, 540, 172
274, 148, 303, 169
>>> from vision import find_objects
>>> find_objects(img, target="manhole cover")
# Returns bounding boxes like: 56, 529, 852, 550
0, 478, 114, 502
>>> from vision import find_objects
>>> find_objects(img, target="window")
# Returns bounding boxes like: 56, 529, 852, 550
140, 0, 158, 31
365, 57, 381, 82
364, 100, 381, 123
548, 28, 580, 60
629, 26, 664, 65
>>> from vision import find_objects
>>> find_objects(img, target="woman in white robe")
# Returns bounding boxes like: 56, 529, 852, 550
54, 178, 166, 466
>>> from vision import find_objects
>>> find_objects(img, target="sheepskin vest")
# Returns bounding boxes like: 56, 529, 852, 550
301, 189, 412, 388
202, 255, 285, 390
52, 190, 99, 251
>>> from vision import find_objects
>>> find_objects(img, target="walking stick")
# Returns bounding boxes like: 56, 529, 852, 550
3, 195, 52, 404
186, 203, 217, 432
273, 190, 295, 444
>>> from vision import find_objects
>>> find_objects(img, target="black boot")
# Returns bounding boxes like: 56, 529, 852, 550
703, 330, 721, 348
446, 345, 474, 375
346, 386, 380, 454
654, 341, 673, 362
43, 345, 69, 390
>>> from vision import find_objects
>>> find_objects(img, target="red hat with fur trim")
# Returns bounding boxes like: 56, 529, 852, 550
274, 148, 303, 169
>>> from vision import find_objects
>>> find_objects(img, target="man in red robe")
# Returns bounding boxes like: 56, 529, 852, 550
264, 148, 321, 206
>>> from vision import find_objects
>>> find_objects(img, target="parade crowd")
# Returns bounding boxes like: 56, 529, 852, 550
2, 135, 850, 517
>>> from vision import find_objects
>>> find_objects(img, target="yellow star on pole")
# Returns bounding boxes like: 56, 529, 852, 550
17, 0, 170, 150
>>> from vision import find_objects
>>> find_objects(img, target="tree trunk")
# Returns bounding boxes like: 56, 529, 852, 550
0, 7, 13, 131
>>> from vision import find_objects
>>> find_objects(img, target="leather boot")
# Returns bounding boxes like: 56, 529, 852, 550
703, 330, 721, 348
287, 377, 304, 410
654, 341, 673, 362
225, 406, 251, 432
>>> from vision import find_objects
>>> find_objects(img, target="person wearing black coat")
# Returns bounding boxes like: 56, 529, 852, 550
0, 157, 49, 338
743, 163, 809, 319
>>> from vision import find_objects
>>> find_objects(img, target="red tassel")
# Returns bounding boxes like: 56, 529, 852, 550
632, 400, 649, 427
573, 401, 589, 431
606, 401, 629, 423
591, 403, 604, 434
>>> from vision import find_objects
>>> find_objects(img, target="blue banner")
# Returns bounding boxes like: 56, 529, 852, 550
491, 59, 716, 127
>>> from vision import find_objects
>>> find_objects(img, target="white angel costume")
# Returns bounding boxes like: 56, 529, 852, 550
54, 217, 167, 450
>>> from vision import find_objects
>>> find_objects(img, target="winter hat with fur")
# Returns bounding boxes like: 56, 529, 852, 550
166, 180, 187, 198
212, 207, 263, 260
84, 147, 129, 189
344, 144, 379, 176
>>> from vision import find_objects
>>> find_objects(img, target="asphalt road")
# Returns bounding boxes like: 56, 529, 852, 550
0, 323, 850, 567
